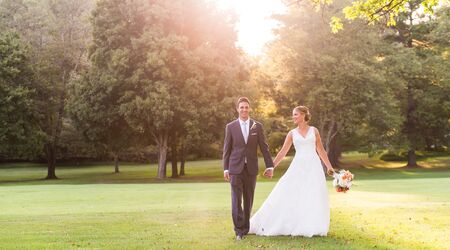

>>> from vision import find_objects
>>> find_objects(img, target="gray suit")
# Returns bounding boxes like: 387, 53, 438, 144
223, 118, 274, 236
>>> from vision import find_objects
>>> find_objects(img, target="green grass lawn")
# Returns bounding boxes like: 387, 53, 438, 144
1, 154, 449, 249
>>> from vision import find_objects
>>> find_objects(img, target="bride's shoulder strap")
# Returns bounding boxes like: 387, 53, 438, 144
289, 129, 295, 137
311, 126, 320, 135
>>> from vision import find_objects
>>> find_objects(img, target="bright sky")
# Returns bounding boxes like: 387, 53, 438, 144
214, 0, 287, 56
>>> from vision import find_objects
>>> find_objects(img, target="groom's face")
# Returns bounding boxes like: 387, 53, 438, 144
237, 101, 250, 120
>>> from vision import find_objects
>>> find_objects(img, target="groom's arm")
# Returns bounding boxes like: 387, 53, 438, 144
223, 124, 232, 173
257, 123, 274, 169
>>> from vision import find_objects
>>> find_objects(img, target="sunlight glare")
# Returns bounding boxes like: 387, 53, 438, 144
213, 0, 287, 56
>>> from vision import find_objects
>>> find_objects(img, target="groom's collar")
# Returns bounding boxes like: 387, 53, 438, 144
238, 117, 250, 123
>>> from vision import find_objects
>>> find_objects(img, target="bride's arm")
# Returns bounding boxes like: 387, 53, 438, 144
273, 131, 293, 168
314, 127, 335, 175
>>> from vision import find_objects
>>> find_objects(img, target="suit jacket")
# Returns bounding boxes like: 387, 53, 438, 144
223, 119, 274, 175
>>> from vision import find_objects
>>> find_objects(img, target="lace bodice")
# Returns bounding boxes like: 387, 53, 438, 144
292, 126, 316, 154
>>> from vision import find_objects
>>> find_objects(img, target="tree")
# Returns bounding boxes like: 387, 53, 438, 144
416, 6, 450, 150
0, 31, 44, 159
0, 0, 92, 178
300, 0, 443, 32
68, 0, 145, 173
68, 71, 137, 173
380, 3, 450, 167
342, 0, 441, 26
119, 0, 244, 178
264, 2, 402, 166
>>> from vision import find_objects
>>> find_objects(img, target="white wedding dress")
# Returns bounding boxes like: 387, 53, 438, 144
249, 126, 330, 237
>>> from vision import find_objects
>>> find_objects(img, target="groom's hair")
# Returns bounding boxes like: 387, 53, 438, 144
236, 97, 250, 108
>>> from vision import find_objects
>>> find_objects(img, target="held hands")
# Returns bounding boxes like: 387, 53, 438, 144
264, 162, 277, 178
263, 168, 274, 178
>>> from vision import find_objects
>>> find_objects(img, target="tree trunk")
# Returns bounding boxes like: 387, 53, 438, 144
320, 120, 340, 174
44, 69, 68, 179
403, 3, 418, 168
328, 137, 341, 167
323, 120, 339, 152
405, 84, 418, 168
171, 159, 178, 178
179, 142, 185, 176
155, 132, 169, 179
406, 149, 418, 168
157, 146, 168, 179
114, 154, 119, 173
163, 159, 167, 177
171, 136, 179, 178
180, 159, 185, 176
45, 144, 57, 179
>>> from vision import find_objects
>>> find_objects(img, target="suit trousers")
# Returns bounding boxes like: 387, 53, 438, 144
230, 164, 257, 236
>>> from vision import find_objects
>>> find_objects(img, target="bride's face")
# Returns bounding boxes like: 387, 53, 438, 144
292, 109, 304, 124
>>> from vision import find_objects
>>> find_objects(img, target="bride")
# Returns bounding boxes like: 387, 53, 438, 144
249, 106, 335, 237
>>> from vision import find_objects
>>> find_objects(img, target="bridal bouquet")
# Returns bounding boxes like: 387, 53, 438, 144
332, 170, 354, 193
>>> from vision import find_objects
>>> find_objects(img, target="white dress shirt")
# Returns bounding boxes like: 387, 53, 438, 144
239, 117, 250, 144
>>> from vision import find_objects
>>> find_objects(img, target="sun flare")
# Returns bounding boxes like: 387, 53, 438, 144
213, 0, 287, 56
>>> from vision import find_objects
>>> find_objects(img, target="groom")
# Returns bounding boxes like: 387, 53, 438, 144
223, 97, 274, 240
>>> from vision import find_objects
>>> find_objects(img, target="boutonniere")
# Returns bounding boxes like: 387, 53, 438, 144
250, 122, 257, 130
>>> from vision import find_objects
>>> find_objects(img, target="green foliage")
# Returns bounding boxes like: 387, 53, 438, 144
330, 0, 441, 31
267, 131, 288, 155
378, 149, 449, 161
0, 0, 448, 165
266, 2, 402, 155
87, 0, 245, 177
0, 0, 93, 178
68, 53, 137, 155
57, 118, 108, 160
330, 16, 343, 34
0, 31, 44, 158
68, 0, 143, 164
381, 5, 450, 154
379, 150, 411, 161
417, 7, 450, 149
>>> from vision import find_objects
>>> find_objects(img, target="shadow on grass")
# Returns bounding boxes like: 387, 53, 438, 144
0, 170, 226, 186
1, 157, 449, 186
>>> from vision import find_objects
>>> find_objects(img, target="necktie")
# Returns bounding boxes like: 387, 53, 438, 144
243, 121, 248, 143
243, 121, 248, 164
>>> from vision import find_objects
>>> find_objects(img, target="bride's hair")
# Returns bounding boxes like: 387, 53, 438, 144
294, 106, 311, 122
